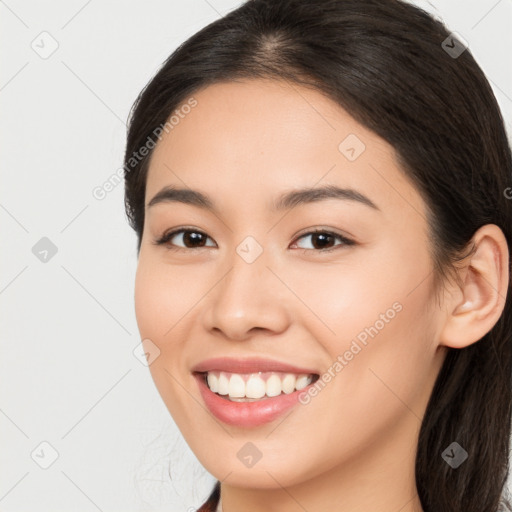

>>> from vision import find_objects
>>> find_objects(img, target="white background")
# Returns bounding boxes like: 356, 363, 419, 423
1, 1, 511, 510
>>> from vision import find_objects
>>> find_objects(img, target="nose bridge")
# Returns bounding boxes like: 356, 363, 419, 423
204, 234, 290, 339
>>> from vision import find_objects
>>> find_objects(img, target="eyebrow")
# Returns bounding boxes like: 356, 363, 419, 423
147, 184, 380, 213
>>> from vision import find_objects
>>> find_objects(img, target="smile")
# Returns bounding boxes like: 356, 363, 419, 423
193, 370, 320, 427
203, 370, 318, 401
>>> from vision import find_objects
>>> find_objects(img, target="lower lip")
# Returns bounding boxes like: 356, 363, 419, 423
194, 373, 312, 428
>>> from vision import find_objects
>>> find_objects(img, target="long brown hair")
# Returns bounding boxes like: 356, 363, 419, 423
123, 1, 512, 510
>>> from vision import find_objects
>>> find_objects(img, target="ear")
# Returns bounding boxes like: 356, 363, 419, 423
439, 224, 509, 349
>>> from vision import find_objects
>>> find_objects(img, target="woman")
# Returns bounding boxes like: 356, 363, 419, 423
123, 0, 512, 510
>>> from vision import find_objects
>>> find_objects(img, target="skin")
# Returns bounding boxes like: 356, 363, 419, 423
134, 79, 509, 512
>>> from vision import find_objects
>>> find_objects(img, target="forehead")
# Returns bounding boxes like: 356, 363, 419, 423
145, 79, 425, 222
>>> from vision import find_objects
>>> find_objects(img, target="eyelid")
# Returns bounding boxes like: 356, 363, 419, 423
153, 226, 356, 252
291, 228, 355, 252
152, 226, 215, 249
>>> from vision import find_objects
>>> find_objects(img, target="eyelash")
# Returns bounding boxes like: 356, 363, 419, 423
153, 227, 356, 254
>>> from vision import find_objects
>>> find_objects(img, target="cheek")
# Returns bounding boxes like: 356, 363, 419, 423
133, 256, 199, 416
300, 239, 438, 411
134, 261, 166, 339
326, 275, 439, 439
134, 255, 200, 339
284, 243, 427, 347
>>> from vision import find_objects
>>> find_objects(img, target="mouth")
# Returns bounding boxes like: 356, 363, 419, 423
192, 370, 320, 427
196, 370, 320, 402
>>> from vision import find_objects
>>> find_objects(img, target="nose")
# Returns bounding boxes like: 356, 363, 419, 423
201, 243, 292, 341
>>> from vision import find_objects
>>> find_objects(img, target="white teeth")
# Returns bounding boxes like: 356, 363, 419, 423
207, 373, 218, 393
282, 374, 296, 394
217, 373, 229, 395
295, 374, 311, 390
266, 374, 282, 397
228, 374, 245, 398
246, 375, 266, 399
204, 371, 315, 400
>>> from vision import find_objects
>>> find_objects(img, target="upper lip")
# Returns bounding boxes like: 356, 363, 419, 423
192, 357, 320, 375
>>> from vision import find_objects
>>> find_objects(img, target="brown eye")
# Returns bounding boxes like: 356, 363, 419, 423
292, 229, 355, 252
154, 229, 216, 250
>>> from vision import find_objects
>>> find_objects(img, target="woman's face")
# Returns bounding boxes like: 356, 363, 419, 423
134, 79, 447, 489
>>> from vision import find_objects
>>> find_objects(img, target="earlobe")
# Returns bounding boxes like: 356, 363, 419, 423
438, 224, 509, 349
